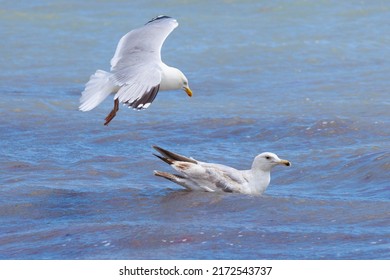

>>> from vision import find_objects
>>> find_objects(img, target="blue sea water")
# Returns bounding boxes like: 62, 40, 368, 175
0, 0, 389, 259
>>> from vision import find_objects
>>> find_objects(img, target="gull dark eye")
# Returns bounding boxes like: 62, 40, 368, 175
265, 156, 271, 160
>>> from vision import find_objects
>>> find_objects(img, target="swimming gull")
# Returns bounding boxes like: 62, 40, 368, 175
79, 15, 193, 125
153, 145, 291, 195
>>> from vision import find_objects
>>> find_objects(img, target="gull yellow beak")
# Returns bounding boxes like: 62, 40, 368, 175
279, 159, 291, 167
184, 86, 193, 97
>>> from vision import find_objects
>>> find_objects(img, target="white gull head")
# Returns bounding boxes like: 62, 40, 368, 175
252, 152, 291, 172
160, 65, 192, 97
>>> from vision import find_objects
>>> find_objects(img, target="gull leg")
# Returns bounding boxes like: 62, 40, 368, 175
104, 99, 119, 126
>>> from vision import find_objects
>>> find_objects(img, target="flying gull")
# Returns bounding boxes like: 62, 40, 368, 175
79, 15, 193, 125
153, 145, 291, 195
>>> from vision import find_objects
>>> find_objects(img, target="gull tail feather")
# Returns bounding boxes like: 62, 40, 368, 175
153, 154, 174, 165
154, 170, 190, 189
152, 145, 197, 164
154, 170, 183, 180
79, 70, 115, 111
